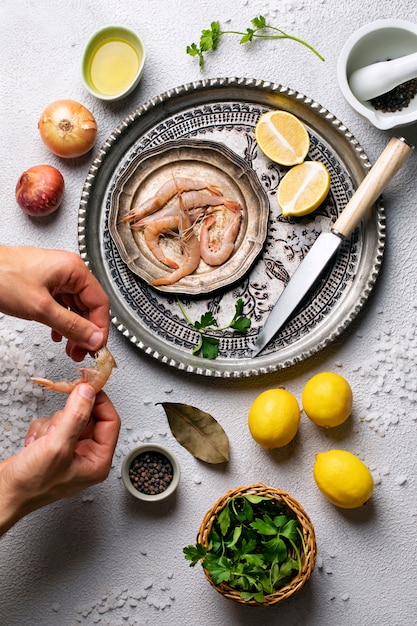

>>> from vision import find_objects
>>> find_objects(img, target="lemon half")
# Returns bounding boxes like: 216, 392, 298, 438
278, 160, 331, 217
255, 110, 310, 166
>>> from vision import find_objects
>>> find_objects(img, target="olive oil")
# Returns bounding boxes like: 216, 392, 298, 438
89, 38, 140, 96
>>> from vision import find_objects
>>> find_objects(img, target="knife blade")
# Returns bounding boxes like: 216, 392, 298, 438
252, 136, 414, 357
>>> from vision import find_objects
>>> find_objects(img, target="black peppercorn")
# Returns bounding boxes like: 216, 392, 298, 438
370, 77, 417, 112
129, 450, 174, 495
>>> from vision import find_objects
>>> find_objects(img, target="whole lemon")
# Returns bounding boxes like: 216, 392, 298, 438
248, 388, 300, 449
302, 372, 353, 427
313, 450, 374, 509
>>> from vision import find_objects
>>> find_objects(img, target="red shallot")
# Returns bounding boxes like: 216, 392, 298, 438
15, 164, 64, 216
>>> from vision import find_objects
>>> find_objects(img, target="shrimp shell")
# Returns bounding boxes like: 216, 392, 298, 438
30, 346, 117, 394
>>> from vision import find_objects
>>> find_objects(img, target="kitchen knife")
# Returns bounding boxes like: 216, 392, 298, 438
252, 136, 414, 357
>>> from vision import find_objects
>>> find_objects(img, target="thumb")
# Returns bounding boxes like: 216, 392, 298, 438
52, 384, 96, 445
41, 299, 104, 351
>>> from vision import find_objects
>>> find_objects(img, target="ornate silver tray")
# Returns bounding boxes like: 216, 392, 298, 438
78, 78, 384, 378
108, 139, 269, 294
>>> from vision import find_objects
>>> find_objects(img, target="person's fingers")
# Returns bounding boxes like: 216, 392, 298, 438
90, 391, 121, 450
24, 416, 54, 445
66, 341, 95, 362
24, 408, 94, 445
51, 328, 62, 343
58, 262, 110, 336
49, 384, 96, 446
39, 298, 105, 352
50, 331, 93, 363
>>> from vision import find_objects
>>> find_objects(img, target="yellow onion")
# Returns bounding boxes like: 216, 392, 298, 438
15, 164, 64, 216
38, 99, 97, 158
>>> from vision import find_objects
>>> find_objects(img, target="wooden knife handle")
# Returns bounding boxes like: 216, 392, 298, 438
333, 136, 414, 238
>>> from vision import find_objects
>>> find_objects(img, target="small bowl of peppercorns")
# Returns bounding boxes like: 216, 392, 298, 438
121, 444, 181, 502
338, 19, 417, 130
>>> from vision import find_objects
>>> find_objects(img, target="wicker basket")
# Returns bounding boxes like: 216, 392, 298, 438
196, 483, 317, 606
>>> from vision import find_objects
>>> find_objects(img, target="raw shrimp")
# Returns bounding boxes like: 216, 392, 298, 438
199, 208, 242, 266
121, 177, 221, 224
143, 214, 181, 269
130, 190, 241, 231
169, 190, 241, 213
30, 346, 117, 394
151, 206, 200, 286
131, 202, 203, 231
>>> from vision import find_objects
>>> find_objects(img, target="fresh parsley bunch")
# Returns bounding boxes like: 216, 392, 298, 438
184, 494, 306, 603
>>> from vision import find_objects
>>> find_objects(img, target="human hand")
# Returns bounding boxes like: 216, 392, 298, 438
0, 384, 120, 536
0, 245, 110, 361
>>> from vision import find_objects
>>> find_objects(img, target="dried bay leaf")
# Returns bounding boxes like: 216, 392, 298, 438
160, 402, 229, 464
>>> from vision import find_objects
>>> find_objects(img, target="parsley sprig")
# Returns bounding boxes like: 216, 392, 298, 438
187, 15, 324, 69
184, 494, 306, 603
177, 297, 251, 360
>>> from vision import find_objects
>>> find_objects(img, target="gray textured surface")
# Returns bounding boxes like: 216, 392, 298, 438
1, 1, 417, 625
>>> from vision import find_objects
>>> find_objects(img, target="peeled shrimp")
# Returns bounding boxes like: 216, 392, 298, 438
151, 206, 200, 286
122, 177, 221, 224
199, 209, 242, 266
30, 346, 117, 394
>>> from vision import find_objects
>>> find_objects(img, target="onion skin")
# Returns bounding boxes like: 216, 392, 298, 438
38, 99, 97, 158
15, 165, 65, 216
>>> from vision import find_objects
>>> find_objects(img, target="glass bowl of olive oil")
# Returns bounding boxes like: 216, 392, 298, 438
81, 25, 146, 101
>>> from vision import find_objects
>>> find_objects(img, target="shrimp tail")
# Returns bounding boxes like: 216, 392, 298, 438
30, 377, 78, 393
151, 276, 171, 287
151, 263, 197, 286
223, 199, 242, 212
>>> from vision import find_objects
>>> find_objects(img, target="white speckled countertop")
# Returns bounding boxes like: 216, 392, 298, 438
2, 1, 417, 624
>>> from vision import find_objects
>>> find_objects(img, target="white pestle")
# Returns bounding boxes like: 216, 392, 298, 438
349, 51, 417, 101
